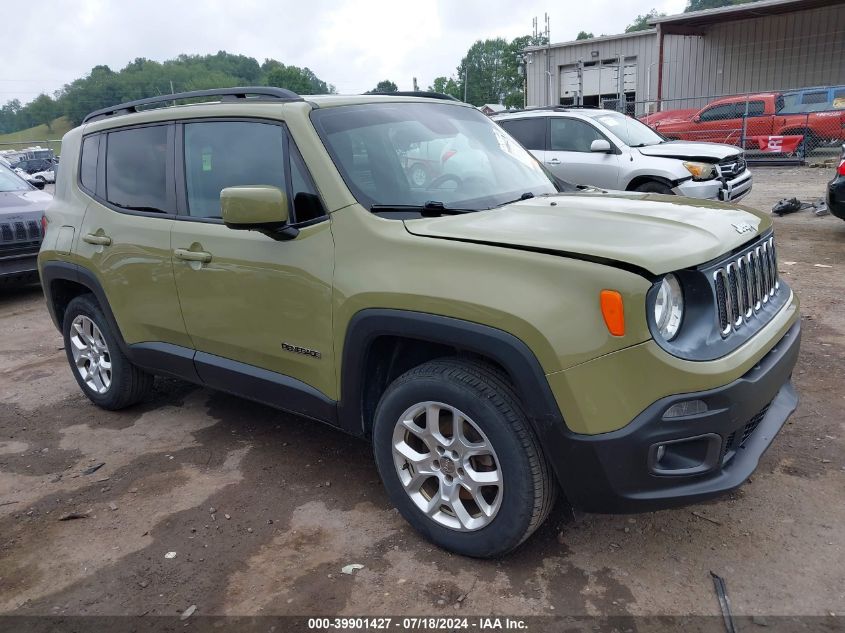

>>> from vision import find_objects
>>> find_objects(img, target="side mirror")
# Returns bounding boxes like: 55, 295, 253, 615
221, 185, 298, 240
31, 179, 46, 190
590, 139, 612, 153
693, 115, 701, 123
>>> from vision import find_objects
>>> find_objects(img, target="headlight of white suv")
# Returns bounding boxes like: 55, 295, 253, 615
683, 161, 716, 181
654, 274, 684, 341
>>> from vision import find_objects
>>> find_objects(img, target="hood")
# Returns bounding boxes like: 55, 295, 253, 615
403, 192, 770, 276
643, 108, 697, 125
637, 140, 741, 162
0, 189, 52, 218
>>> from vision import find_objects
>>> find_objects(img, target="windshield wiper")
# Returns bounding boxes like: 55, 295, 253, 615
370, 201, 475, 217
496, 191, 538, 207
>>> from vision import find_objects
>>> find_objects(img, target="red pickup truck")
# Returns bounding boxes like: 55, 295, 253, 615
642, 93, 845, 151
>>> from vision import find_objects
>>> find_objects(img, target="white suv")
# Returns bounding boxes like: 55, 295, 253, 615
493, 107, 752, 202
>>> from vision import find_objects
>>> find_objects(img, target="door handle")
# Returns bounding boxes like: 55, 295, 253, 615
174, 248, 212, 263
83, 233, 112, 246
546, 158, 561, 165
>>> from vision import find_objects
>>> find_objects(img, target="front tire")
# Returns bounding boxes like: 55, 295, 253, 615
62, 294, 153, 410
634, 180, 674, 195
372, 359, 554, 558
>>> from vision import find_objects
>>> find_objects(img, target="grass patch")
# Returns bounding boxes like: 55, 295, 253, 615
0, 117, 73, 156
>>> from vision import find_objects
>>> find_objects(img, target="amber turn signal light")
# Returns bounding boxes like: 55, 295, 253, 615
600, 290, 625, 336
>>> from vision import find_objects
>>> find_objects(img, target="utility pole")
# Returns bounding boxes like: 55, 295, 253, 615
412, 77, 418, 91
544, 13, 552, 106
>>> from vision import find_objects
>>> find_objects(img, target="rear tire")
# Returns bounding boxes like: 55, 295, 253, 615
62, 294, 153, 410
634, 181, 674, 195
372, 358, 554, 558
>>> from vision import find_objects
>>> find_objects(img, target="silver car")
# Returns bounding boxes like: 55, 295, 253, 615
493, 107, 752, 202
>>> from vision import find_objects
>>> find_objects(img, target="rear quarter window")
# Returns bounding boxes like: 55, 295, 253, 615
79, 135, 99, 193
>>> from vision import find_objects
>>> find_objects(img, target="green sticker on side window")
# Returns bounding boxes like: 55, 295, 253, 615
202, 150, 212, 172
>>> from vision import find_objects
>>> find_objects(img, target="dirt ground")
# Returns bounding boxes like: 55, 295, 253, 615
1, 168, 843, 623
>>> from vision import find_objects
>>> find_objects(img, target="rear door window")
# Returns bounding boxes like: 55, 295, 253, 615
498, 118, 547, 150
801, 91, 828, 105
746, 101, 766, 117
105, 125, 170, 212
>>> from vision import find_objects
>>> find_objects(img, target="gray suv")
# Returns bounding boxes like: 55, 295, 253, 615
0, 163, 48, 286
494, 107, 752, 202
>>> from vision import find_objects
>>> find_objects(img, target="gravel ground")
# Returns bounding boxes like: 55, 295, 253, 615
1, 168, 843, 622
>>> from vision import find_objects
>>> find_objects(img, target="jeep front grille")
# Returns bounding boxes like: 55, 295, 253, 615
0, 219, 42, 255
713, 236, 779, 337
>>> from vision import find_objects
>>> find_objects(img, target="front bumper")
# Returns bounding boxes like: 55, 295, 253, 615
556, 319, 800, 513
0, 252, 39, 284
673, 168, 753, 202
828, 175, 845, 220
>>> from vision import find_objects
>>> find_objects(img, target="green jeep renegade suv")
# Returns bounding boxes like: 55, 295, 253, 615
38, 88, 800, 558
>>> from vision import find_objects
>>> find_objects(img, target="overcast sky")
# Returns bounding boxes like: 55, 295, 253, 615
1, 0, 686, 106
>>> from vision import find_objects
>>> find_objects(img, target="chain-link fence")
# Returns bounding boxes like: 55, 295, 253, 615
626, 88, 845, 164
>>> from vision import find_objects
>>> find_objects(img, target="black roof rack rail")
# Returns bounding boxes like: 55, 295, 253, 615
495, 104, 608, 115
366, 91, 462, 102
82, 86, 303, 124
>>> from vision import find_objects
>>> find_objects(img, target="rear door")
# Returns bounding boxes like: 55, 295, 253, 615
75, 124, 190, 349
170, 119, 336, 400
545, 117, 621, 189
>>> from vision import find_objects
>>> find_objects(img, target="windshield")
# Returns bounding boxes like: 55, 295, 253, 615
0, 165, 31, 192
311, 102, 557, 210
592, 111, 665, 147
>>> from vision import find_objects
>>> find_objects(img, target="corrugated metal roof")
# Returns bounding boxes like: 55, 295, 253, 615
524, 29, 655, 52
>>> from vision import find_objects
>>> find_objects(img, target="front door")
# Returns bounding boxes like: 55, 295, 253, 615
170, 119, 336, 402
75, 124, 191, 349
545, 117, 621, 189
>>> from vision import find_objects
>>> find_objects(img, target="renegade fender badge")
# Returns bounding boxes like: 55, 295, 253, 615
732, 222, 755, 235
282, 342, 321, 359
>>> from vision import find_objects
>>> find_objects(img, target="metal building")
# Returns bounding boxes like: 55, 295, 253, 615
524, 0, 845, 115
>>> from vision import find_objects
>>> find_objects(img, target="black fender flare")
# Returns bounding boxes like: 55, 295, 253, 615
40, 261, 129, 351
337, 309, 571, 474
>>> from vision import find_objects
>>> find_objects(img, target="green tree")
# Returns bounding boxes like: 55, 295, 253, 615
454, 34, 546, 107
368, 80, 398, 93
265, 64, 334, 95
0, 52, 336, 131
625, 9, 665, 32
576, 31, 594, 40
0, 99, 23, 134
685, 0, 758, 11
428, 76, 461, 99
26, 94, 58, 131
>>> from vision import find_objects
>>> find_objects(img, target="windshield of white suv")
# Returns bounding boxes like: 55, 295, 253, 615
0, 165, 31, 192
592, 111, 665, 148
311, 102, 557, 211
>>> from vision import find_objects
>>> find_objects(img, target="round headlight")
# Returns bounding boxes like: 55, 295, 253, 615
654, 274, 684, 341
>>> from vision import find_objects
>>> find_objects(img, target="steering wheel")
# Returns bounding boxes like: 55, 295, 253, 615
428, 173, 462, 189
428, 174, 490, 193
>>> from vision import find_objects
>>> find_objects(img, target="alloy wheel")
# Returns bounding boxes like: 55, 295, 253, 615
391, 401, 503, 531
69, 315, 112, 394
